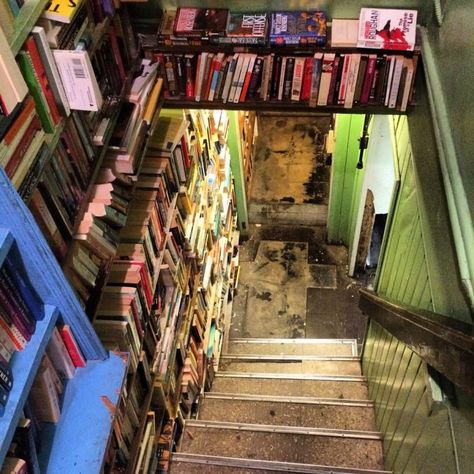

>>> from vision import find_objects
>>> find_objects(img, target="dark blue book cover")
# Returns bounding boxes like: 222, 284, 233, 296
269, 11, 327, 46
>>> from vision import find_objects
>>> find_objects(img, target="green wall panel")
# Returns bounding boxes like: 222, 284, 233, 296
327, 114, 365, 244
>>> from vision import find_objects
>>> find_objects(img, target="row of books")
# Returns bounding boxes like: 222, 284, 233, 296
2, 324, 85, 472
156, 51, 418, 111
154, 7, 417, 51
158, 9, 326, 47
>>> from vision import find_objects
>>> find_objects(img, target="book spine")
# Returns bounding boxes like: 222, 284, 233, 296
317, 53, 335, 106
239, 55, 256, 102
338, 54, 352, 105
300, 57, 313, 102
283, 57, 294, 101
309, 54, 323, 108
0, 309, 27, 350
59, 326, 86, 368
277, 57, 287, 101
0, 362, 13, 392
360, 54, 377, 104
247, 57, 263, 100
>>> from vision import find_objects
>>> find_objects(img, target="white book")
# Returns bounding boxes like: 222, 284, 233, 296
399, 57, 415, 112
228, 54, 245, 103
388, 55, 405, 108
0, 27, 28, 114
53, 49, 102, 111
291, 57, 305, 101
194, 52, 208, 102
317, 52, 336, 106
277, 57, 287, 101
235, 53, 256, 103
331, 19, 359, 47
233, 54, 251, 103
32, 26, 71, 116
384, 56, 396, 106
222, 54, 238, 103
344, 53, 361, 108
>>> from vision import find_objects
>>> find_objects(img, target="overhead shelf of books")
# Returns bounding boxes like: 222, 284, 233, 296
139, 7, 419, 114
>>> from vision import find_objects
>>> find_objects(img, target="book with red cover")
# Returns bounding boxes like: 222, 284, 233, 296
300, 57, 314, 101
4, 116, 42, 178
24, 36, 61, 125
240, 55, 257, 102
58, 324, 86, 368
174, 8, 229, 38
360, 54, 377, 104
0, 308, 27, 350
2, 96, 36, 146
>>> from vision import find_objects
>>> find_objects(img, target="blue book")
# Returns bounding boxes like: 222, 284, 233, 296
269, 11, 327, 46
5, 251, 44, 321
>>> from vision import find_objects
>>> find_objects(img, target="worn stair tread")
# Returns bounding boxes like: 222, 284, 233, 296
227, 339, 357, 357
211, 376, 369, 399
171, 453, 393, 474
179, 426, 385, 470
218, 360, 362, 376
199, 398, 376, 431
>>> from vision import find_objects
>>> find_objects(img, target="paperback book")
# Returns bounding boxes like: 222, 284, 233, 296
269, 11, 327, 46
173, 8, 229, 38
212, 12, 268, 45
357, 8, 417, 51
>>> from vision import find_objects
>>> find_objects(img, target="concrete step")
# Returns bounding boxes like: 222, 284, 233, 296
171, 453, 392, 473
218, 359, 362, 376
226, 339, 358, 357
248, 202, 327, 226
179, 422, 385, 471
212, 374, 369, 399
199, 395, 376, 431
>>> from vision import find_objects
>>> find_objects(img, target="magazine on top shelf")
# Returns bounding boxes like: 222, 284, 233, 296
269, 11, 327, 46
357, 8, 417, 51
173, 7, 229, 38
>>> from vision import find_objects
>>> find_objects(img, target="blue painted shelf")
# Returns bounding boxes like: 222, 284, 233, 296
0, 305, 59, 464
0, 229, 14, 268
38, 352, 128, 473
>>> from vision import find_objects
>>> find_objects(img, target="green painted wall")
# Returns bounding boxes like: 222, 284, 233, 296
362, 320, 462, 474
227, 111, 249, 236
327, 114, 365, 245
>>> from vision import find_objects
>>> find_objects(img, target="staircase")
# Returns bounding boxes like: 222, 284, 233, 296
171, 338, 390, 474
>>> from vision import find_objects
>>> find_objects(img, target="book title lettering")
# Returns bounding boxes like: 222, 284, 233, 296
241, 15, 266, 35
365, 10, 379, 40
46, 0, 77, 11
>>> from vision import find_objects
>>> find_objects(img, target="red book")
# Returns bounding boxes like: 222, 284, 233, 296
108, 27, 126, 82
3, 96, 36, 146
202, 54, 215, 101
59, 324, 86, 368
4, 116, 41, 178
180, 135, 191, 169
0, 309, 27, 350
360, 54, 377, 104
184, 56, 195, 98
239, 55, 257, 102
300, 57, 314, 101
24, 36, 61, 124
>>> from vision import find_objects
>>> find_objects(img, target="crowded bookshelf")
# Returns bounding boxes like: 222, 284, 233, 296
0, 1, 420, 472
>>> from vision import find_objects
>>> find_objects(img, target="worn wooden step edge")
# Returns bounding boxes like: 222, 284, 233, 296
229, 338, 358, 345
220, 354, 360, 361
185, 420, 383, 440
203, 393, 374, 407
172, 453, 392, 474
215, 372, 367, 382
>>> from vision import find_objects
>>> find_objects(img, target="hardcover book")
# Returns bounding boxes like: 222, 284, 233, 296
174, 8, 229, 38
41, 0, 84, 24
269, 11, 327, 46
357, 8, 417, 51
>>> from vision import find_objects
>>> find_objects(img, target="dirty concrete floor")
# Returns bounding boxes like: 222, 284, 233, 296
231, 112, 366, 344
251, 114, 332, 205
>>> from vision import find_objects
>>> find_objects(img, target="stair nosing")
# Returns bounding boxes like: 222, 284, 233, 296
229, 338, 357, 344
185, 419, 383, 440
172, 453, 392, 474
221, 354, 360, 361
203, 392, 374, 407
216, 372, 367, 382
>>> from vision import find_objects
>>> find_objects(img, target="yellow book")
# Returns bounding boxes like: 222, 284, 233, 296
143, 77, 163, 126
42, 0, 84, 24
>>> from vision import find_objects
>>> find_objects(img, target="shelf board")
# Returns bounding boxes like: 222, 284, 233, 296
8, 0, 49, 55
0, 229, 14, 267
0, 305, 59, 465
162, 99, 409, 114
38, 351, 128, 473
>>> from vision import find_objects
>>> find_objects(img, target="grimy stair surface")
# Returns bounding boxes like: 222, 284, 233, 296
179, 426, 385, 470
219, 359, 362, 376
199, 397, 376, 431
226, 339, 357, 357
212, 375, 369, 399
